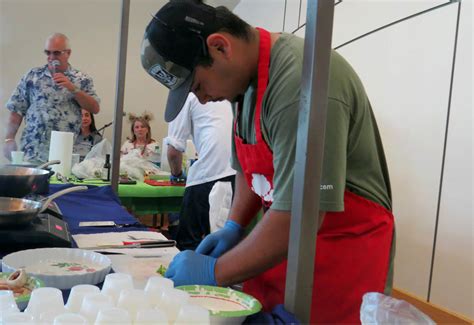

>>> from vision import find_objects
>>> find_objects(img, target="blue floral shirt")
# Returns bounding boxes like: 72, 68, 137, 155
6, 64, 100, 162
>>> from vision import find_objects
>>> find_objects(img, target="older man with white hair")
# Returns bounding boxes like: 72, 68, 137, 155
3, 33, 100, 163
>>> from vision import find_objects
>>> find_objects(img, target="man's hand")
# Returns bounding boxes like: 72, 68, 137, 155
165, 250, 217, 286
195, 220, 244, 258
52, 73, 76, 92
3, 139, 17, 160
170, 171, 186, 184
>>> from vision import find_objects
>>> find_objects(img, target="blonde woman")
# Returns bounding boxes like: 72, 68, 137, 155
120, 112, 160, 163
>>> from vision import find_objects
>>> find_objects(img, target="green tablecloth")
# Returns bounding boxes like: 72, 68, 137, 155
118, 181, 185, 215
51, 177, 185, 215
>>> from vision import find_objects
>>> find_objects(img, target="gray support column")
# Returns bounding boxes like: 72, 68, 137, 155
284, 1, 334, 323
111, 0, 130, 193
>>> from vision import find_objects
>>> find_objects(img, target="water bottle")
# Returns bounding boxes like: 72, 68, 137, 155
152, 145, 161, 168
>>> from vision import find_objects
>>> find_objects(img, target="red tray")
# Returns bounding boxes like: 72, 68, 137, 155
144, 179, 185, 187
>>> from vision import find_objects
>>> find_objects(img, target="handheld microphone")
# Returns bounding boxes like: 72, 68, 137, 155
51, 60, 60, 74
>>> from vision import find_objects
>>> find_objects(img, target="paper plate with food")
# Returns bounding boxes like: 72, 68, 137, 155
177, 285, 262, 324
0, 269, 44, 310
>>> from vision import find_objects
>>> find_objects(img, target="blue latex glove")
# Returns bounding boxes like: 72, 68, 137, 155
195, 220, 244, 258
165, 250, 217, 286
244, 304, 300, 324
170, 171, 186, 183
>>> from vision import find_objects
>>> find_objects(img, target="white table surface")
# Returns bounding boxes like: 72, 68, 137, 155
73, 231, 179, 288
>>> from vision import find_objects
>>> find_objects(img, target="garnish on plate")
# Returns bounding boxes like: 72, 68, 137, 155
156, 265, 167, 276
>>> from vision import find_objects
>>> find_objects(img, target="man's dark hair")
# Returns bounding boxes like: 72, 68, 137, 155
196, 4, 253, 67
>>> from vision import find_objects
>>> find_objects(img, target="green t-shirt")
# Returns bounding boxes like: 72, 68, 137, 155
231, 33, 392, 212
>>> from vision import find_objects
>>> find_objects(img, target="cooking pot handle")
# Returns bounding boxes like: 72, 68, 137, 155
37, 160, 61, 169
39, 185, 88, 213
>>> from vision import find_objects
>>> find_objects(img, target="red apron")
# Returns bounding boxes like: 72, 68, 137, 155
234, 28, 394, 324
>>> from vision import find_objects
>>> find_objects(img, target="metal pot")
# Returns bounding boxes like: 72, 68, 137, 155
0, 186, 87, 227
0, 160, 60, 197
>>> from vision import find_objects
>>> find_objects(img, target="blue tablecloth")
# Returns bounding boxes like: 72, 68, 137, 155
49, 184, 147, 235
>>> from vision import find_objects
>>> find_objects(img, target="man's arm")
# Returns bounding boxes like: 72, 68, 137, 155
227, 171, 262, 227
72, 90, 100, 114
215, 209, 326, 286
52, 74, 100, 114
3, 112, 23, 159
167, 144, 183, 176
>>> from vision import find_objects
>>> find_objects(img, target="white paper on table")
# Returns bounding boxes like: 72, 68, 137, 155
72, 231, 179, 257
73, 231, 179, 288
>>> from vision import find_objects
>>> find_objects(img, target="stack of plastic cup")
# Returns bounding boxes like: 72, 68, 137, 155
79, 293, 113, 322
0, 291, 19, 312
2, 312, 34, 324
0, 291, 20, 323
144, 276, 174, 307
116, 289, 151, 321
159, 287, 190, 323
53, 313, 88, 325
175, 304, 210, 324
101, 273, 134, 305
66, 284, 101, 313
95, 307, 132, 325
39, 308, 69, 324
24, 287, 64, 320
135, 309, 169, 324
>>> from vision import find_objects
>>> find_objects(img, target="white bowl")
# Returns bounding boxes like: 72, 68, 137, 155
177, 285, 262, 325
2, 248, 111, 289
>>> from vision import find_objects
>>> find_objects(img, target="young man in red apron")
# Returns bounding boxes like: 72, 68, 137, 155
141, 1, 395, 323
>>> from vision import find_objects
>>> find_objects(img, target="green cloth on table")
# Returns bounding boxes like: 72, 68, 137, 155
50, 176, 185, 216
118, 181, 184, 198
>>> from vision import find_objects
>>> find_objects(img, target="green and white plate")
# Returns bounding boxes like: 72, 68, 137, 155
0, 272, 44, 310
177, 285, 261, 324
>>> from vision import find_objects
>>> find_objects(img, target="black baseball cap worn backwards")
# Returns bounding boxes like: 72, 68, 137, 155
141, 0, 218, 122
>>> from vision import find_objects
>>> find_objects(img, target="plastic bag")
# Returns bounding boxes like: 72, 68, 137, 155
85, 138, 112, 160
72, 139, 112, 179
209, 181, 233, 233
360, 292, 435, 325
120, 149, 161, 181
72, 139, 161, 181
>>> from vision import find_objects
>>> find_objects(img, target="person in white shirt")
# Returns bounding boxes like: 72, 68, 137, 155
165, 93, 236, 250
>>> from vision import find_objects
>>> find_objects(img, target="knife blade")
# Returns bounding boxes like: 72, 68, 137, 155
82, 240, 176, 250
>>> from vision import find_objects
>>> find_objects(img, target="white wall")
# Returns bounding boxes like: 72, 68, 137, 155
1, 0, 472, 319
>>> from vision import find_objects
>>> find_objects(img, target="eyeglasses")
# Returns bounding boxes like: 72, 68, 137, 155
44, 49, 69, 56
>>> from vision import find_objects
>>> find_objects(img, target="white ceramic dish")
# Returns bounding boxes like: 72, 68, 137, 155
2, 248, 112, 289
177, 285, 262, 325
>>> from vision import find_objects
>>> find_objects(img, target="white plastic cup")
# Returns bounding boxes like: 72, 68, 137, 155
135, 308, 168, 324
144, 276, 174, 292
175, 304, 210, 324
0, 291, 19, 312
116, 289, 150, 320
94, 307, 132, 325
39, 307, 68, 324
1, 312, 34, 324
25, 287, 64, 319
79, 293, 113, 322
101, 273, 133, 304
10, 151, 24, 164
159, 287, 190, 323
144, 276, 174, 307
66, 284, 100, 313
53, 313, 88, 325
